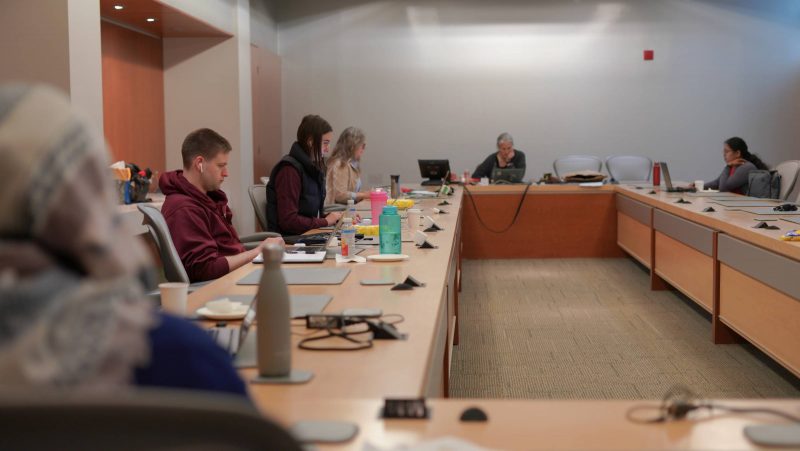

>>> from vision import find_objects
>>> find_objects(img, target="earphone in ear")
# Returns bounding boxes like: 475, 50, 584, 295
199, 163, 204, 173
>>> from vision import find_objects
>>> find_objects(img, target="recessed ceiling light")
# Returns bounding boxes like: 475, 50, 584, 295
113, 5, 123, 10
146, 18, 156, 22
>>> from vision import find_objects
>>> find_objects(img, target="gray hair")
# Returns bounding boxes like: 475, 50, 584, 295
496, 132, 514, 147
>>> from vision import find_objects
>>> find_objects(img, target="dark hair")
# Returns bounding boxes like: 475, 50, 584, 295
725, 137, 768, 170
181, 128, 232, 168
296, 115, 332, 170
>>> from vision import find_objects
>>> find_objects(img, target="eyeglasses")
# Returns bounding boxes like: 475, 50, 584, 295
773, 204, 798, 212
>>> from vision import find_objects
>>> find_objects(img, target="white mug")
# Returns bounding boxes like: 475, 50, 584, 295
694, 180, 704, 191
407, 208, 422, 229
159, 282, 189, 315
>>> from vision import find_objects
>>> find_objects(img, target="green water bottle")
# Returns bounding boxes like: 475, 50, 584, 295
379, 205, 402, 254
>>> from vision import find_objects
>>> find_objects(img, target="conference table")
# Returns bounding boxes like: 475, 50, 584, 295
185, 183, 800, 449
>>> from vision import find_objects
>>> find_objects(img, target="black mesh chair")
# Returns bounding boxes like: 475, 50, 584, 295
0, 388, 302, 451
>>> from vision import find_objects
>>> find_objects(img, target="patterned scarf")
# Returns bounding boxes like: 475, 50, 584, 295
0, 84, 155, 389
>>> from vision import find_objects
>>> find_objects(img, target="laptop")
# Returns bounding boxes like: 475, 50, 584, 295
205, 299, 256, 357
254, 222, 341, 264
491, 167, 525, 184
660, 162, 696, 193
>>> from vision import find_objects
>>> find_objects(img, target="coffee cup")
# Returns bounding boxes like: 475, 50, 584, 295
159, 282, 189, 315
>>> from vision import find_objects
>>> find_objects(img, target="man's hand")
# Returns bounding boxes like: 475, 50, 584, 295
325, 211, 343, 226
262, 236, 285, 248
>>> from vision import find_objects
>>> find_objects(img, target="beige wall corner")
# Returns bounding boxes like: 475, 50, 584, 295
67, 0, 104, 131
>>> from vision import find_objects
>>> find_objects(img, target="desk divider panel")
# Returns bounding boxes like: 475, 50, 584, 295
718, 234, 800, 300
616, 194, 652, 226
653, 209, 714, 256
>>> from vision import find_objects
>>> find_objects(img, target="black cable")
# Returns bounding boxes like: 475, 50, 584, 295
708, 405, 800, 423
463, 182, 532, 234
626, 385, 800, 425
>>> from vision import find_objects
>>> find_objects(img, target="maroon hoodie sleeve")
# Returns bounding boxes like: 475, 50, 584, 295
166, 203, 231, 282
275, 165, 328, 234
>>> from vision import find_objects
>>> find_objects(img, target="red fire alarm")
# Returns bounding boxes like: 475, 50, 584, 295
643, 50, 654, 61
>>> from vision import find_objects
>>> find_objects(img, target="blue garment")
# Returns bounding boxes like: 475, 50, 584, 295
134, 313, 248, 397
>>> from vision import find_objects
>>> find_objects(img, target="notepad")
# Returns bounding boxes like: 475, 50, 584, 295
237, 268, 351, 285
739, 207, 800, 216
710, 200, 782, 207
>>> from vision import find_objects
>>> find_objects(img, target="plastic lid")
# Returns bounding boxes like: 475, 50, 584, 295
382, 205, 398, 215
343, 217, 353, 224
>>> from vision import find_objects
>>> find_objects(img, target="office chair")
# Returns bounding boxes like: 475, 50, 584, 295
0, 388, 302, 451
248, 184, 269, 231
605, 155, 652, 182
774, 160, 800, 200
138, 204, 192, 284
553, 155, 603, 178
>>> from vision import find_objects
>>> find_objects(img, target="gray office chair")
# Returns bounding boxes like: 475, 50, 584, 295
605, 155, 652, 182
553, 155, 603, 178
248, 184, 269, 231
138, 204, 191, 284
0, 389, 302, 450
774, 160, 800, 200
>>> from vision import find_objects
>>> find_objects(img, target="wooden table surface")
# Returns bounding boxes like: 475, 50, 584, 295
188, 192, 462, 402
255, 397, 800, 450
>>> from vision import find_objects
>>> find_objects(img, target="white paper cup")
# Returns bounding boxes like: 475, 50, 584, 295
407, 209, 422, 229
480, 177, 490, 186
694, 180, 704, 191
159, 282, 189, 315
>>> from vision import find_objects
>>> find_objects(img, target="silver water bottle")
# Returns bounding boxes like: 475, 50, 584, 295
256, 243, 291, 376
390, 174, 400, 199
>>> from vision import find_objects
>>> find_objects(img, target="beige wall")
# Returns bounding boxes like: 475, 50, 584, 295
157, 0, 237, 36
163, 36, 256, 233
0, 0, 70, 93
277, 0, 800, 185
67, 0, 104, 131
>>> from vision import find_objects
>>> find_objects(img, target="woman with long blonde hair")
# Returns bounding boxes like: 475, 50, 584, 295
325, 126, 369, 204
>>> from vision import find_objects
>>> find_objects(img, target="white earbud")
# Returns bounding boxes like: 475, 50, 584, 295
199, 163, 204, 173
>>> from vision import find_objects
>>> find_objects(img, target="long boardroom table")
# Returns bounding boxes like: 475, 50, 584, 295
185, 183, 800, 449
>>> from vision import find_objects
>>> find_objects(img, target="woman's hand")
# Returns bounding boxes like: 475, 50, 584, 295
325, 211, 343, 226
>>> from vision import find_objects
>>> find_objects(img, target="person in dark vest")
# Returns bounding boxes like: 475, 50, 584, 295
267, 115, 342, 235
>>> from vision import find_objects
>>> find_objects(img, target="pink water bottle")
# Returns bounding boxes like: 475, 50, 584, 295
370, 188, 388, 223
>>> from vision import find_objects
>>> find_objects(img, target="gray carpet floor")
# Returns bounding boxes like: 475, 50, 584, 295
450, 258, 800, 399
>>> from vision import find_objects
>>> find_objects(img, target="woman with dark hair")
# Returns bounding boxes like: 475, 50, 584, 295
705, 137, 769, 194
266, 115, 342, 235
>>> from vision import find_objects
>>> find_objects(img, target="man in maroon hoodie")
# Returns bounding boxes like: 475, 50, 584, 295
160, 128, 283, 282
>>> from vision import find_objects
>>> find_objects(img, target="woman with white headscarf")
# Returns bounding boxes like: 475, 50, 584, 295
0, 84, 246, 395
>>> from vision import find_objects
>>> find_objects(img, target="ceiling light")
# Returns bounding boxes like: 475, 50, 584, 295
146, 18, 156, 22
113, 5, 124, 10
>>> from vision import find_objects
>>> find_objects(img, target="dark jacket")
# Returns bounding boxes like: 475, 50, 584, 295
472, 150, 527, 179
159, 171, 245, 282
705, 161, 757, 194
266, 142, 327, 235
